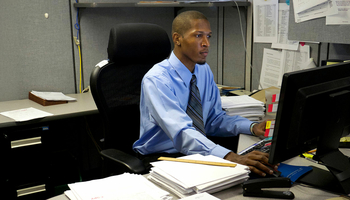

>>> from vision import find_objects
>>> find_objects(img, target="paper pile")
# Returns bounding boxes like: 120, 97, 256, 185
221, 95, 265, 122
31, 91, 76, 101
148, 154, 250, 199
66, 173, 172, 200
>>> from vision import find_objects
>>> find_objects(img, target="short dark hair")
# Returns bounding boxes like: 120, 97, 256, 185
172, 11, 208, 36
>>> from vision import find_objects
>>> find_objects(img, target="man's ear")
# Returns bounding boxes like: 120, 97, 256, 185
173, 32, 181, 46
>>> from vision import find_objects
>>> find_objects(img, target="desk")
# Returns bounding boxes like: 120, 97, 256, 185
0, 92, 98, 127
0, 92, 100, 199
50, 134, 347, 200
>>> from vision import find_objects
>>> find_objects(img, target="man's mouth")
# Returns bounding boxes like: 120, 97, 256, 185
200, 52, 208, 57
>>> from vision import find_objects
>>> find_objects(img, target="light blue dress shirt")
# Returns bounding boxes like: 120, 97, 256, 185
133, 52, 254, 158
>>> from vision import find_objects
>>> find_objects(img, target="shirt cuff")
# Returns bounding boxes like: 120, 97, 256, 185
210, 145, 231, 159
239, 120, 254, 135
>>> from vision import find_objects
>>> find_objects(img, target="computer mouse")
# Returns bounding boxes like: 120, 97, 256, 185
249, 165, 281, 179
266, 165, 281, 177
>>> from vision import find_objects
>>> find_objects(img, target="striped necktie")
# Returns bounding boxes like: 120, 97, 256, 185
186, 75, 206, 135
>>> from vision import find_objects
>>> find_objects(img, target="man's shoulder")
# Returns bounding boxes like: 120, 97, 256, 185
144, 59, 172, 80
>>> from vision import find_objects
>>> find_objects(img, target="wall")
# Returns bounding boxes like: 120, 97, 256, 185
1, 0, 350, 101
0, 0, 76, 101
0, 0, 250, 102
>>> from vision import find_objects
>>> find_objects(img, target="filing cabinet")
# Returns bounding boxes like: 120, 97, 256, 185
1, 118, 85, 199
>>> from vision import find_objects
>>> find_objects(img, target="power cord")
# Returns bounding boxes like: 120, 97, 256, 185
73, 0, 82, 93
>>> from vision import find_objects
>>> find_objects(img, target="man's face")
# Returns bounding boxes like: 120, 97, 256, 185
178, 19, 212, 68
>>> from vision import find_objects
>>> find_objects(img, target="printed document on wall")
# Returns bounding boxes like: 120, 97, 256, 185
295, 0, 328, 13
271, 3, 299, 50
259, 48, 283, 89
253, 0, 279, 43
294, 0, 338, 23
281, 45, 310, 74
326, 0, 350, 25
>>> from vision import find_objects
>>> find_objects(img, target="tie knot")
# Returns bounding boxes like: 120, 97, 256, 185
191, 75, 197, 85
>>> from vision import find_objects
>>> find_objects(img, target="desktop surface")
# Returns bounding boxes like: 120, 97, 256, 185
0, 92, 98, 127
50, 134, 345, 200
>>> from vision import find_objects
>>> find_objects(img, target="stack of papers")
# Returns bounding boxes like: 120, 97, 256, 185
148, 154, 250, 199
30, 91, 76, 101
66, 173, 172, 200
221, 95, 265, 122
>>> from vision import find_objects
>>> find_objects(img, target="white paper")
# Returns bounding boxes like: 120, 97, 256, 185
294, 0, 338, 23
151, 155, 248, 188
68, 173, 171, 200
0, 107, 53, 122
303, 58, 317, 69
180, 192, 220, 200
221, 95, 265, 122
259, 48, 283, 89
295, 0, 328, 13
281, 45, 310, 74
221, 95, 264, 108
326, 0, 350, 24
31, 91, 76, 101
253, 0, 279, 43
271, 3, 299, 50
148, 154, 249, 198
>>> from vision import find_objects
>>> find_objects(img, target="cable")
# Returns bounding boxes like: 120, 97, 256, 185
74, 0, 82, 93
233, 1, 263, 90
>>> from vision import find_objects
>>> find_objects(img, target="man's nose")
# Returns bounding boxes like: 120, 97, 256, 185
202, 37, 210, 47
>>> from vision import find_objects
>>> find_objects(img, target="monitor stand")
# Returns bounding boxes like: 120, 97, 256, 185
296, 165, 343, 194
296, 150, 350, 195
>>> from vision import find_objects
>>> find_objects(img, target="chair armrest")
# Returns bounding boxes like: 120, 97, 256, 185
100, 149, 147, 174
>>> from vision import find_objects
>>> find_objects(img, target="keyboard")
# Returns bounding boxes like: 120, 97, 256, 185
238, 137, 272, 155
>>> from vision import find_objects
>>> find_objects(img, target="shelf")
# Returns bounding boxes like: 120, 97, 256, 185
74, 1, 250, 8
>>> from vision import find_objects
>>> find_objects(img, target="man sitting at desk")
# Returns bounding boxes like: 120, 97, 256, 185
133, 10, 277, 176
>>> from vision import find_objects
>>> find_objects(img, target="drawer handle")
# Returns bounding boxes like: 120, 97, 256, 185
17, 184, 46, 197
11, 137, 41, 148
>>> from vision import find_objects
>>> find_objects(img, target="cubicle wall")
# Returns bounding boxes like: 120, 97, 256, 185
0, 0, 76, 102
72, 1, 249, 90
1, 0, 350, 101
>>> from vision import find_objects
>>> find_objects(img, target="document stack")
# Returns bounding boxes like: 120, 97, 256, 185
221, 95, 265, 122
148, 154, 250, 199
65, 173, 172, 200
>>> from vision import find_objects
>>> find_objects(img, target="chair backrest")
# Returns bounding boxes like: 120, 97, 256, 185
90, 23, 171, 155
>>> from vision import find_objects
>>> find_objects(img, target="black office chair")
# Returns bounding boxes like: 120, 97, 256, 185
90, 23, 171, 175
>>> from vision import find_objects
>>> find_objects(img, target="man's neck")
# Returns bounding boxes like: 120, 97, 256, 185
173, 49, 195, 73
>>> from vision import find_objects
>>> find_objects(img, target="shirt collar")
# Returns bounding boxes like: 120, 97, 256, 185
168, 51, 198, 88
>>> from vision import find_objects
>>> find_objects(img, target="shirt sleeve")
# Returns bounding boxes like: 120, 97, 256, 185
142, 75, 231, 158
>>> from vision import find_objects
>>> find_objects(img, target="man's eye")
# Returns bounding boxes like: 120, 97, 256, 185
196, 34, 202, 38
207, 35, 212, 38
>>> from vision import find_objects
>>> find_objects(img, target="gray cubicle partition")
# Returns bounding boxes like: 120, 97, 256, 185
288, 0, 350, 44
287, 0, 350, 71
0, 0, 76, 101
72, 1, 250, 90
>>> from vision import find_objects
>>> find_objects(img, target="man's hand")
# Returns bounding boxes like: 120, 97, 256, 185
252, 119, 274, 136
224, 151, 279, 177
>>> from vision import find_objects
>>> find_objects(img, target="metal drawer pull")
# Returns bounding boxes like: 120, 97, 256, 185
17, 184, 46, 197
11, 137, 42, 148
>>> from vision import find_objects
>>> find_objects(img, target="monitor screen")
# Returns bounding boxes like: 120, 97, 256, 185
268, 61, 350, 194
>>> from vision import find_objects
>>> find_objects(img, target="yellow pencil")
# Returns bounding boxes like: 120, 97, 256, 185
158, 157, 237, 168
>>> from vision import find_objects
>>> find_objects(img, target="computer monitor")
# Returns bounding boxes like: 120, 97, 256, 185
268, 61, 350, 195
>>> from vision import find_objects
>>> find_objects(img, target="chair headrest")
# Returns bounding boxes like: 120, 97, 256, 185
107, 23, 171, 64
